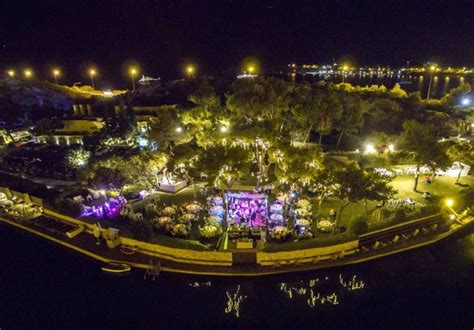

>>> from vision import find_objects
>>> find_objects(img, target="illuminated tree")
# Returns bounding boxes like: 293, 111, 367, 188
330, 162, 395, 231
66, 147, 91, 168
399, 120, 450, 191
447, 141, 474, 183
334, 94, 368, 147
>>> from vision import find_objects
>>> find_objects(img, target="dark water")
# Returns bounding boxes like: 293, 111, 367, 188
0, 223, 473, 330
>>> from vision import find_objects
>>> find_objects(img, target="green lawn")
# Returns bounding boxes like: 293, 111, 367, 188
123, 174, 472, 251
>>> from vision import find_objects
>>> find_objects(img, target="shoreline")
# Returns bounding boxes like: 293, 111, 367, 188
1, 211, 472, 277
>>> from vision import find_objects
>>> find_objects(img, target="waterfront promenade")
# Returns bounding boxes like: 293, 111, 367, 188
1, 208, 472, 277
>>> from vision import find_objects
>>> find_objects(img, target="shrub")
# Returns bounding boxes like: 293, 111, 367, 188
351, 215, 368, 235
394, 209, 406, 222
419, 205, 439, 216
53, 198, 82, 217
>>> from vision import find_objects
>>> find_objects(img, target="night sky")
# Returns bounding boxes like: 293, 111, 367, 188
1, 0, 474, 85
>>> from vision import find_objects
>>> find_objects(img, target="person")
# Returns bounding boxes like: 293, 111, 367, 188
93, 222, 101, 245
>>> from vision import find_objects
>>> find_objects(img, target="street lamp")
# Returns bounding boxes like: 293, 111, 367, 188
220, 126, 228, 133
89, 69, 96, 89
53, 69, 60, 84
342, 65, 348, 83
426, 65, 436, 100
461, 97, 471, 107
130, 67, 137, 92
175, 126, 183, 133
186, 65, 195, 79
445, 199, 454, 208
24, 70, 32, 79
247, 65, 255, 74
7, 70, 15, 77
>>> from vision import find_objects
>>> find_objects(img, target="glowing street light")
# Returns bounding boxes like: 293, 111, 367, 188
365, 143, 376, 154
7, 70, 15, 77
53, 69, 60, 84
388, 144, 395, 152
186, 65, 195, 79
130, 67, 138, 92
175, 126, 183, 133
445, 198, 454, 208
220, 126, 228, 133
461, 97, 471, 106
247, 65, 255, 74
24, 69, 32, 79
89, 69, 96, 89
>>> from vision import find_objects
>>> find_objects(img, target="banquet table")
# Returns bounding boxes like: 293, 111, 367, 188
162, 207, 176, 215
181, 213, 196, 222
295, 219, 311, 227
270, 203, 283, 214
297, 199, 311, 209
201, 225, 218, 238
155, 216, 171, 227
209, 205, 224, 216
295, 208, 310, 217
317, 219, 335, 232
270, 213, 284, 222
186, 203, 201, 213
212, 197, 224, 205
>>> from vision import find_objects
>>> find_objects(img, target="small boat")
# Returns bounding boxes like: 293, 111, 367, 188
101, 263, 131, 274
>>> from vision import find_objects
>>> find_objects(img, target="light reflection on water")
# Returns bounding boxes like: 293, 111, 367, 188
0, 225, 473, 329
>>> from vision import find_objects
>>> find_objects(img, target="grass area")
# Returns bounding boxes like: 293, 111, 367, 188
79, 174, 473, 252
390, 174, 473, 208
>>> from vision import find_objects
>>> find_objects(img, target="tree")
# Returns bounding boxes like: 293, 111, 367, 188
334, 93, 368, 147
447, 141, 474, 183
330, 162, 395, 232
148, 109, 191, 154
290, 83, 324, 145
195, 145, 251, 191
66, 147, 91, 168
399, 120, 450, 191
273, 145, 323, 189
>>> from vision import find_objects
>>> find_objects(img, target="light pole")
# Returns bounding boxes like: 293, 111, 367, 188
342, 65, 348, 83
130, 68, 137, 91
89, 69, 96, 89
53, 69, 60, 84
186, 65, 195, 79
426, 65, 436, 100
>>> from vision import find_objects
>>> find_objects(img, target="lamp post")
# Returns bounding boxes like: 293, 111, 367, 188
247, 66, 255, 75
53, 69, 60, 84
342, 65, 348, 83
7, 70, 15, 78
426, 65, 436, 100
24, 70, 32, 79
130, 68, 137, 91
89, 69, 96, 89
186, 65, 195, 79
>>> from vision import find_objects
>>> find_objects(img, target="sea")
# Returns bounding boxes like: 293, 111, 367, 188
0, 223, 473, 330
291, 72, 473, 100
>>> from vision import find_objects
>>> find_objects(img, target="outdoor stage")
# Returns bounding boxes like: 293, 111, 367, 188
225, 192, 268, 228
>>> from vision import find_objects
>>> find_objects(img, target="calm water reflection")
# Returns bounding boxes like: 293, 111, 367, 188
0, 224, 472, 329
